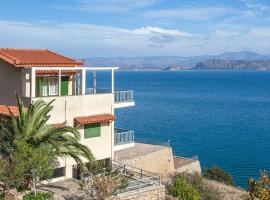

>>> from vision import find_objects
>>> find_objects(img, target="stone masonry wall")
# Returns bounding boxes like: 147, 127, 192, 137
175, 160, 201, 174
116, 147, 175, 179
118, 185, 166, 200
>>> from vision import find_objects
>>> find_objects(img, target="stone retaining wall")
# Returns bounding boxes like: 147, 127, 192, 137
118, 185, 166, 200
174, 158, 201, 174
116, 146, 175, 179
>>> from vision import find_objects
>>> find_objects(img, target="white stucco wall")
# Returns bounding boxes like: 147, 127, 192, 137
0, 61, 23, 106
32, 94, 115, 161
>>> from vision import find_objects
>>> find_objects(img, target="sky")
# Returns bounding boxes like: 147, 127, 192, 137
1, 0, 270, 57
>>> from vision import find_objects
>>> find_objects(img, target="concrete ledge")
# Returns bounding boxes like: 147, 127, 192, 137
174, 156, 201, 174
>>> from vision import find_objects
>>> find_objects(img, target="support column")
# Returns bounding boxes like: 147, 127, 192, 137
93, 70, 96, 94
81, 68, 86, 95
58, 70, 61, 96
111, 69, 114, 93
30, 67, 36, 98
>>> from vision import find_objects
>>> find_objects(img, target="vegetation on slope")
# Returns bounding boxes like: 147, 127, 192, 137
203, 166, 234, 186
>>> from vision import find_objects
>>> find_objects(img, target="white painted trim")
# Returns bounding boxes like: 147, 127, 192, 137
30, 67, 36, 98
114, 142, 135, 151
114, 101, 135, 109
58, 70, 61, 96
33, 67, 119, 71
111, 69, 115, 93
81, 68, 86, 95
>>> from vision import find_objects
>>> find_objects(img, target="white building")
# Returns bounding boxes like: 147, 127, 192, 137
0, 48, 135, 181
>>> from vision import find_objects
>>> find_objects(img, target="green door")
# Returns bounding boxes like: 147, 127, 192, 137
36, 77, 44, 97
61, 76, 69, 96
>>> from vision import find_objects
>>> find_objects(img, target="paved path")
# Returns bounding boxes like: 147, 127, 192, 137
38, 179, 87, 200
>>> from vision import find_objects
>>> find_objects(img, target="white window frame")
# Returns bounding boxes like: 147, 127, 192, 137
47, 77, 59, 96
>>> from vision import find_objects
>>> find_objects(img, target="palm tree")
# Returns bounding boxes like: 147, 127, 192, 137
1, 95, 93, 167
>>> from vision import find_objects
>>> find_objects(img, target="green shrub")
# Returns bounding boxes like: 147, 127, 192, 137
203, 166, 234, 186
181, 173, 222, 200
248, 170, 270, 200
171, 175, 199, 200
23, 192, 53, 200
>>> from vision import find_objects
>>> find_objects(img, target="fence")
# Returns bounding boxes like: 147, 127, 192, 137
112, 160, 161, 194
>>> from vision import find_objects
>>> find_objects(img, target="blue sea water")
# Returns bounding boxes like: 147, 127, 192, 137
92, 70, 270, 188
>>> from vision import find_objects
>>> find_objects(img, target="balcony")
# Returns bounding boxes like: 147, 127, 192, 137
21, 67, 134, 108
86, 88, 134, 108
114, 128, 135, 151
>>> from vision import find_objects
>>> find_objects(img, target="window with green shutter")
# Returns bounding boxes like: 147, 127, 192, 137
61, 76, 69, 96
84, 123, 101, 138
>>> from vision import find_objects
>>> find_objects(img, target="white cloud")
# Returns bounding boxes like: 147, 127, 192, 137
0, 20, 196, 57
240, 0, 269, 12
55, 0, 159, 13
142, 5, 237, 21
248, 27, 270, 39
133, 26, 195, 37
215, 30, 240, 37
0, 20, 270, 57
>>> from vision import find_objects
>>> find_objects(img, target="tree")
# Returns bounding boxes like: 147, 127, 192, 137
0, 96, 94, 192
0, 141, 54, 194
203, 166, 234, 186
248, 170, 270, 200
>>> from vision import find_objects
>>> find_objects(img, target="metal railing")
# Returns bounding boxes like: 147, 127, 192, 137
85, 88, 134, 103
114, 128, 134, 146
112, 161, 161, 194
115, 90, 134, 103
86, 88, 111, 94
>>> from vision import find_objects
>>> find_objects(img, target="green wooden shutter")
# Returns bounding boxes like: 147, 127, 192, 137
84, 123, 101, 138
61, 76, 69, 96
37, 77, 44, 97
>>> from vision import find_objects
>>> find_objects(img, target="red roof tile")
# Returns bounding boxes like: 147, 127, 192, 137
0, 105, 19, 117
0, 48, 83, 67
52, 123, 66, 128
74, 114, 115, 126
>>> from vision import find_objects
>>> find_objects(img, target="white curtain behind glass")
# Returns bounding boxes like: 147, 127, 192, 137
48, 78, 58, 96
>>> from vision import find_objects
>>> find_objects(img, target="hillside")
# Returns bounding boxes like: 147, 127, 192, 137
195, 59, 270, 70
84, 51, 270, 70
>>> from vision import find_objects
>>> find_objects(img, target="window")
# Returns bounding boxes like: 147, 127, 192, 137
51, 167, 66, 178
84, 123, 101, 138
48, 77, 58, 96
37, 77, 59, 97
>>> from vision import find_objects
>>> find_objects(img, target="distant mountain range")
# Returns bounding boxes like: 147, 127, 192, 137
83, 51, 270, 70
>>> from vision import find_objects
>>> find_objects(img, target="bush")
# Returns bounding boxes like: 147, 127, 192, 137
203, 166, 234, 186
23, 192, 53, 200
182, 173, 222, 200
170, 175, 199, 200
248, 170, 270, 200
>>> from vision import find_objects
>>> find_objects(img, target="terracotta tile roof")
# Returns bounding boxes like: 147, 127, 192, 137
52, 123, 66, 128
74, 113, 115, 126
36, 70, 76, 76
0, 48, 83, 67
0, 105, 19, 117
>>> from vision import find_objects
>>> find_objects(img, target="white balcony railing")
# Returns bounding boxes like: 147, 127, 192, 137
86, 88, 134, 104
114, 128, 135, 146
115, 90, 134, 103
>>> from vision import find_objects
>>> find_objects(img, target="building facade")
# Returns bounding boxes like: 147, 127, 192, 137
0, 48, 135, 181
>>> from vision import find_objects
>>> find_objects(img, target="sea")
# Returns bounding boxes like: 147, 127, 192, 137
89, 70, 270, 188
